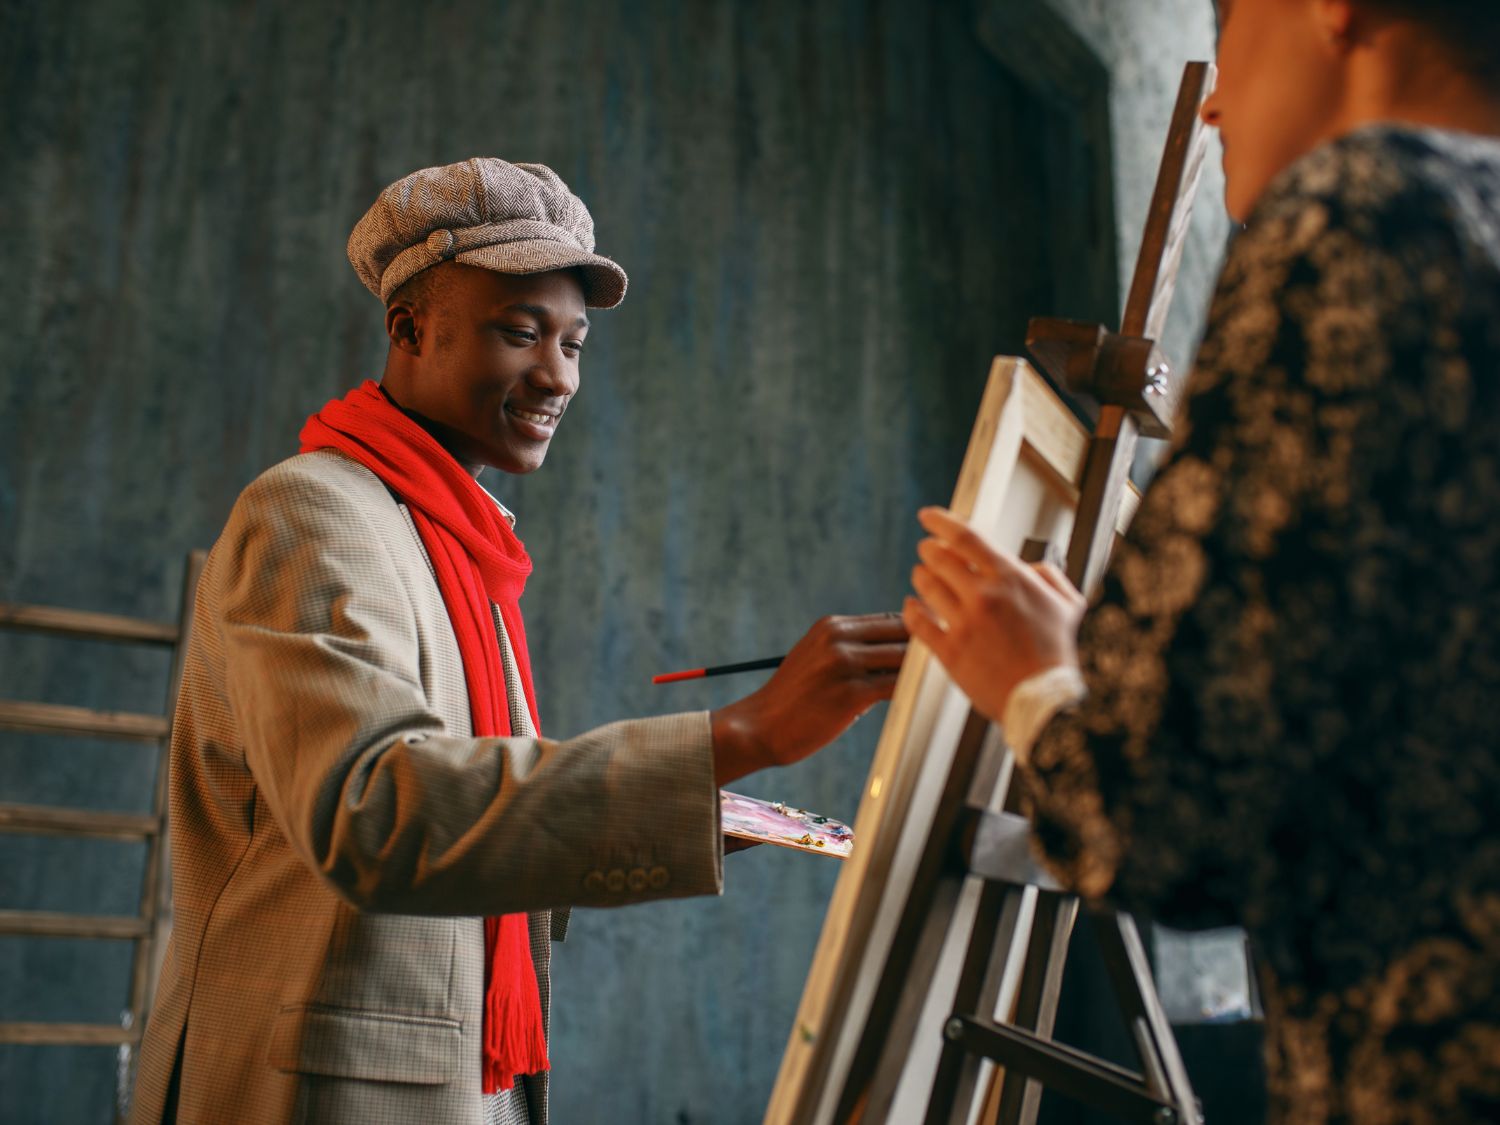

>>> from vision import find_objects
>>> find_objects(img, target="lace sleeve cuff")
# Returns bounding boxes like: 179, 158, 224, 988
1001, 664, 1087, 763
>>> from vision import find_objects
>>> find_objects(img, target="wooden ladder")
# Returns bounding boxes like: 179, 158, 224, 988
0, 550, 205, 1123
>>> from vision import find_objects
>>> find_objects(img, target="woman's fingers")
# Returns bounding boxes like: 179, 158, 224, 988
917, 506, 995, 571
917, 505, 970, 540
910, 561, 965, 628
901, 595, 951, 657
918, 507, 1035, 584
916, 537, 985, 591
906, 512, 1086, 724
1030, 561, 1084, 607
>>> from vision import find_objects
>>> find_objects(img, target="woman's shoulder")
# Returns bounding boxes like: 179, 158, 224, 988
1195, 125, 1500, 401
1248, 124, 1500, 245
1212, 125, 1500, 315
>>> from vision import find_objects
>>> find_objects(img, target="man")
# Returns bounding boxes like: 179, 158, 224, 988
131, 158, 906, 1124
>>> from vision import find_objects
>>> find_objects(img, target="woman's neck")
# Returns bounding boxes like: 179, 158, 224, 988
1338, 26, 1500, 141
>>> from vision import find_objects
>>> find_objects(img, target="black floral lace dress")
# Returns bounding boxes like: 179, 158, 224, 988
1020, 126, 1500, 1124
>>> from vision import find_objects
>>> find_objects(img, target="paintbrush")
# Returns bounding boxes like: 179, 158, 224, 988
651, 656, 785, 685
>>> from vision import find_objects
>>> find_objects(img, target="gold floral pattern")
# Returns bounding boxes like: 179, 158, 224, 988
1022, 126, 1500, 1123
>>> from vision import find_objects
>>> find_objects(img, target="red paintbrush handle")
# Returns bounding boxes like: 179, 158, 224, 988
651, 667, 707, 685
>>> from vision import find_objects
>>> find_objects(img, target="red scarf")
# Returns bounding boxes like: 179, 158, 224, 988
300, 379, 549, 1094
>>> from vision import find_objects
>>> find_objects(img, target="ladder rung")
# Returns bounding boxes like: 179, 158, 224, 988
0, 603, 179, 646
0, 1022, 141, 1046
0, 910, 150, 940
0, 804, 158, 839
0, 701, 169, 741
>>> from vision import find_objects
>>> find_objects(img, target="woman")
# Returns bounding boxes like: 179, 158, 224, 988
904, 1, 1500, 1122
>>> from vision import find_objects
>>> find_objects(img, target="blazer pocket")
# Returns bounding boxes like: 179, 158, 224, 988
267, 1003, 462, 1085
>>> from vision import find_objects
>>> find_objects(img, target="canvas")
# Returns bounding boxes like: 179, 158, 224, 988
765, 356, 1138, 1124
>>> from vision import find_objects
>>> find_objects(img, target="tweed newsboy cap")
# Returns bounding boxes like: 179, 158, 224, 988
347, 157, 628, 308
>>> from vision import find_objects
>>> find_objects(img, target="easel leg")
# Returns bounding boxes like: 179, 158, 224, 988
995, 892, 1080, 1125
925, 881, 1036, 1125
842, 715, 1010, 1122
1093, 912, 1201, 1123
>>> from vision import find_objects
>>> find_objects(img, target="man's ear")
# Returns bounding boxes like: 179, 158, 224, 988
385, 301, 422, 355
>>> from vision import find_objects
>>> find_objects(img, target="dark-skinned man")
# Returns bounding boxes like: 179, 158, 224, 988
129, 158, 907, 1125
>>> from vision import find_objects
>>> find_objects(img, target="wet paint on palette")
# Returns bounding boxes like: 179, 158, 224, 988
720, 790, 854, 859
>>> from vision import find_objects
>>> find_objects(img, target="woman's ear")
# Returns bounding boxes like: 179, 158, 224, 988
1313, 0, 1357, 53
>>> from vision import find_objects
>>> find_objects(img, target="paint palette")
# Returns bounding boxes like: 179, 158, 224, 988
720, 790, 854, 859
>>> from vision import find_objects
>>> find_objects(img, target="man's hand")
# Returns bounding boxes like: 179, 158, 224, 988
710, 613, 908, 785
902, 506, 1086, 722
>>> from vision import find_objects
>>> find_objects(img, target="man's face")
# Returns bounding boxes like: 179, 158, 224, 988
391, 264, 589, 475
1204, 0, 1348, 221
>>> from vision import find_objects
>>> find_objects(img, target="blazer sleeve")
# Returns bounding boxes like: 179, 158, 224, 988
216, 460, 724, 916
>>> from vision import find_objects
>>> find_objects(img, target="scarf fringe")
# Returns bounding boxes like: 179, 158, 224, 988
482, 917, 551, 1093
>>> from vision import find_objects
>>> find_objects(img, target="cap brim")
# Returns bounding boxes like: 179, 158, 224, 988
453, 240, 628, 309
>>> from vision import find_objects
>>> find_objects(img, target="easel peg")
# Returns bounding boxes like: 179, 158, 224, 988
1025, 316, 1180, 440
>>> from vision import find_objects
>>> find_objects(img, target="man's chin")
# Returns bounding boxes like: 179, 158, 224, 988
487, 445, 549, 476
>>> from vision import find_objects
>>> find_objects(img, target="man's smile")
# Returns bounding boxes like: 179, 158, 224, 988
505, 403, 561, 439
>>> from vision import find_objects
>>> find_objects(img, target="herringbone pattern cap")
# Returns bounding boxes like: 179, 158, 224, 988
348, 158, 628, 307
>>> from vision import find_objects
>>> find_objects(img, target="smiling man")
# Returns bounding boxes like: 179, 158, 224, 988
380, 266, 588, 470
129, 159, 907, 1125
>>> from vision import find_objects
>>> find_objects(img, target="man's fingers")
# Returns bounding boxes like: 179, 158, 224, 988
844, 641, 908, 672
827, 611, 910, 642
859, 668, 903, 704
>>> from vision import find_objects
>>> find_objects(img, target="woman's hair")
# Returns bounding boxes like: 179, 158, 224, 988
1364, 2, 1500, 90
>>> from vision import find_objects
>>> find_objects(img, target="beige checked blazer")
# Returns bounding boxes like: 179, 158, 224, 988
130, 449, 724, 1125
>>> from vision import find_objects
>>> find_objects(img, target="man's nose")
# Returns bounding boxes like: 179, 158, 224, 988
529, 346, 579, 398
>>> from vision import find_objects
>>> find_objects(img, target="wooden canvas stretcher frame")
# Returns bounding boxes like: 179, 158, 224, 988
765, 355, 1137, 1125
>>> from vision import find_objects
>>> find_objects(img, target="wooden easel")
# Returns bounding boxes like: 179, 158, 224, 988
769, 61, 1216, 1125
940, 59, 1216, 1124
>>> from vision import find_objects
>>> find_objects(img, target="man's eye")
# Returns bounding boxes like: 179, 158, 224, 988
501, 326, 538, 343
563, 340, 585, 355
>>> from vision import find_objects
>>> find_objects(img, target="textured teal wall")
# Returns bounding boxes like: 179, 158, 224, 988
0, 1, 1110, 1120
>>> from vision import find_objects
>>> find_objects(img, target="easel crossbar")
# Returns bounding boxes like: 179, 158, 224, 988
941, 1017, 1179, 1124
